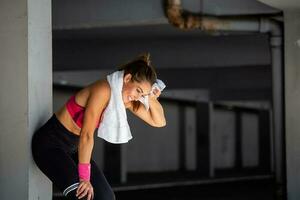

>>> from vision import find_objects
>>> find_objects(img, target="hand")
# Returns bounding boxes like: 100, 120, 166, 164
76, 179, 94, 200
150, 87, 161, 100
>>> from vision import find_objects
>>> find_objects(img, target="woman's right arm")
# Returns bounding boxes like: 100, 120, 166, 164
76, 81, 110, 199
78, 80, 110, 164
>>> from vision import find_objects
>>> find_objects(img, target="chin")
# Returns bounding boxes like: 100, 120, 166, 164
123, 96, 130, 104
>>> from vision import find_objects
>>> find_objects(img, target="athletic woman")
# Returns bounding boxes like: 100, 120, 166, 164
31, 53, 166, 200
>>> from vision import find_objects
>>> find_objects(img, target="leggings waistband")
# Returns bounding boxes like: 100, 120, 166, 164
36, 114, 80, 151
50, 114, 80, 140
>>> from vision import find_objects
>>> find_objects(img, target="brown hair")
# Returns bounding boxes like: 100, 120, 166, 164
118, 52, 157, 111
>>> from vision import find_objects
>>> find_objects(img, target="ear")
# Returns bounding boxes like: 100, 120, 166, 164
124, 73, 132, 83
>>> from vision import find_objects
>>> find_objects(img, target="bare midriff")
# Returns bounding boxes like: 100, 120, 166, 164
54, 86, 91, 136
55, 106, 82, 136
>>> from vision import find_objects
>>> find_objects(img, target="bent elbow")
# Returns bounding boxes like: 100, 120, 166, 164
152, 121, 166, 128
160, 121, 167, 127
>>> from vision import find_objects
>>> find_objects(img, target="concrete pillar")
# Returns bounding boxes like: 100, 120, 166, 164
284, 10, 300, 200
0, 0, 52, 199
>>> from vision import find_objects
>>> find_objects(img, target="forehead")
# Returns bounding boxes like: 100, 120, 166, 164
134, 81, 152, 93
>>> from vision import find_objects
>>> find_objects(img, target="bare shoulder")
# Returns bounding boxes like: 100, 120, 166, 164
81, 79, 111, 117
89, 79, 111, 99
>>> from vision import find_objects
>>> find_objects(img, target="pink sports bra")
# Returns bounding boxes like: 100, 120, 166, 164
65, 95, 102, 128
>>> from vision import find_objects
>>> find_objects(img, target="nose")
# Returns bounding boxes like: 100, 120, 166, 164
134, 95, 140, 101
130, 94, 138, 101
135, 92, 142, 100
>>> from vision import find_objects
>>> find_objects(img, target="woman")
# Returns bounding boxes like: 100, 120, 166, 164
31, 53, 166, 200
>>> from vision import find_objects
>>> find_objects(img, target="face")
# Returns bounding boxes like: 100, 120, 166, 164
122, 73, 152, 104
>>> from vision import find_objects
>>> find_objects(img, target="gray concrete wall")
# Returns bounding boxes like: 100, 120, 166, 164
0, 0, 52, 199
284, 10, 300, 200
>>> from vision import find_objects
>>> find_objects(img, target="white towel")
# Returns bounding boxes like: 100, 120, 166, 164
97, 70, 133, 144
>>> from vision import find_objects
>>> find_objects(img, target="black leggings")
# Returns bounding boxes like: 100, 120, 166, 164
31, 114, 115, 200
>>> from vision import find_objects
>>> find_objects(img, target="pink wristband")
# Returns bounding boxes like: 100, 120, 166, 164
78, 163, 91, 181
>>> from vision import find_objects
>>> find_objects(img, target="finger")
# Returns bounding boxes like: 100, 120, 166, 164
89, 188, 94, 200
76, 182, 83, 192
78, 186, 88, 198
77, 184, 86, 197
87, 192, 92, 200
77, 184, 84, 195
78, 189, 88, 199
155, 89, 161, 96
76, 183, 83, 196
153, 88, 159, 94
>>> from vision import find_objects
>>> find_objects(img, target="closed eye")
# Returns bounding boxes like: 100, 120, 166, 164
137, 88, 146, 98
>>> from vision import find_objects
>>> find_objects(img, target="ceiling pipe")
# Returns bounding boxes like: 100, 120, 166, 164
165, 0, 284, 192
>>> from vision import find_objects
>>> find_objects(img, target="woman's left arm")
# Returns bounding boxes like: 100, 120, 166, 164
147, 92, 166, 127
128, 89, 166, 127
